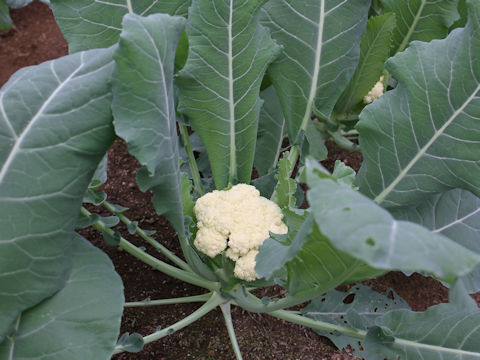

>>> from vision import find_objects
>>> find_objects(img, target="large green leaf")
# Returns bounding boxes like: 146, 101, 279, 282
261, 0, 370, 142
0, 1, 11, 30
357, 0, 480, 208
305, 159, 480, 282
112, 13, 186, 234
335, 13, 396, 114
395, 189, 480, 292
177, 0, 280, 189
362, 284, 480, 359
0, 49, 115, 340
254, 86, 285, 176
50, 0, 191, 52
0, 235, 124, 359
257, 209, 381, 295
303, 284, 409, 356
381, 0, 459, 54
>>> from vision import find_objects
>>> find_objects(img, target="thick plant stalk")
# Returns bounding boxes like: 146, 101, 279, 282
179, 123, 205, 196
125, 293, 212, 308
102, 200, 192, 272
114, 292, 226, 354
220, 302, 243, 360
81, 207, 220, 291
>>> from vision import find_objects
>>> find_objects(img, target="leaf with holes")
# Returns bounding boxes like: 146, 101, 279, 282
357, 0, 480, 208
177, 0, 280, 189
0, 48, 115, 341
50, 0, 191, 52
261, 0, 370, 142
303, 284, 409, 356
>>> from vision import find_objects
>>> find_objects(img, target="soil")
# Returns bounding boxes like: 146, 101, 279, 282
2, 3, 479, 360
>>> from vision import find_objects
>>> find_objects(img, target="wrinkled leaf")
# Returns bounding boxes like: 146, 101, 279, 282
0, 235, 124, 360
357, 0, 480, 207
112, 14, 186, 234
50, 0, 191, 52
177, 0, 280, 189
0, 48, 115, 340
254, 86, 285, 176
381, 0, 459, 54
306, 159, 480, 282
262, 0, 370, 141
335, 13, 396, 114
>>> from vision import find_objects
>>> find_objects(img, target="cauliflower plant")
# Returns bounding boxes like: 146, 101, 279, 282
363, 75, 385, 104
194, 184, 288, 281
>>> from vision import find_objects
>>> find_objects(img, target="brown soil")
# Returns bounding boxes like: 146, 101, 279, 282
2, 3, 478, 360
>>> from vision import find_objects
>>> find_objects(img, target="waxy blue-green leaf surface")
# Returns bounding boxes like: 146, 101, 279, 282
395, 189, 480, 293
177, 0, 280, 189
0, 48, 115, 340
112, 13, 186, 234
381, 0, 459, 54
50, 0, 191, 52
4, 0, 33, 8
261, 0, 370, 141
357, 0, 480, 207
306, 159, 480, 282
0, 235, 124, 360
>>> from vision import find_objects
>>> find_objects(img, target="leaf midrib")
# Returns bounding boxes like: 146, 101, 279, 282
396, 0, 426, 54
374, 83, 480, 204
227, 0, 236, 184
0, 59, 85, 184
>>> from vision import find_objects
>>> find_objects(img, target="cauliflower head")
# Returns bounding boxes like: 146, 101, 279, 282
194, 184, 288, 281
363, 75, 385, 104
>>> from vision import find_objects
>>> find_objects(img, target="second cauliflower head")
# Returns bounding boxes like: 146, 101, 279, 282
194, 184, 288, 281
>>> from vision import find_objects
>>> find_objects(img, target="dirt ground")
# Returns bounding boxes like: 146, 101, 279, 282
2, 3, 478, 360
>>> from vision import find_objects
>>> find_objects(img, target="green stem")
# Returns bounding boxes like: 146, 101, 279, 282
220, 302, 243, 360
125, 293, 212, 308
102, 200, 191, 272
179, 123, 205, 196
270, 145, 300, 203
268, 309, 366, 340
81, 207, 219, 291
328, 130, 360, 152
114, 292, 225, 354
126, 0, 133, 14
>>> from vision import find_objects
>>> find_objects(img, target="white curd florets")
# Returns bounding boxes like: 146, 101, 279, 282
363, 76, 385, 104
193, 184, 288, 281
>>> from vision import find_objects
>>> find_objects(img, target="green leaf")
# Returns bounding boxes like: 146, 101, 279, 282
0, 48, 115, 340
257, 209, 376, 295
254, 86, 285, 176
335, 13, 396, 114
112, 14, 186, 235
451, 0, 468, 30
116, 332, 144, 353
271, 151, 297, 208
305, 159, 480, 282
50, 0, 191, 52
332, 161, 356, 187
303, 120, 328, 161
381, 0, 459, 54
88, 153, 108, 189
261, 0, 370, 142
357, 0, 480, 208
362, 285, 480, 359
303, 284, 409, 356
0, 235, 124, 359
181, 172, 195, 219
394, 189, 480, 293
177, 0, 281, 189
0, 1, 12, 30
